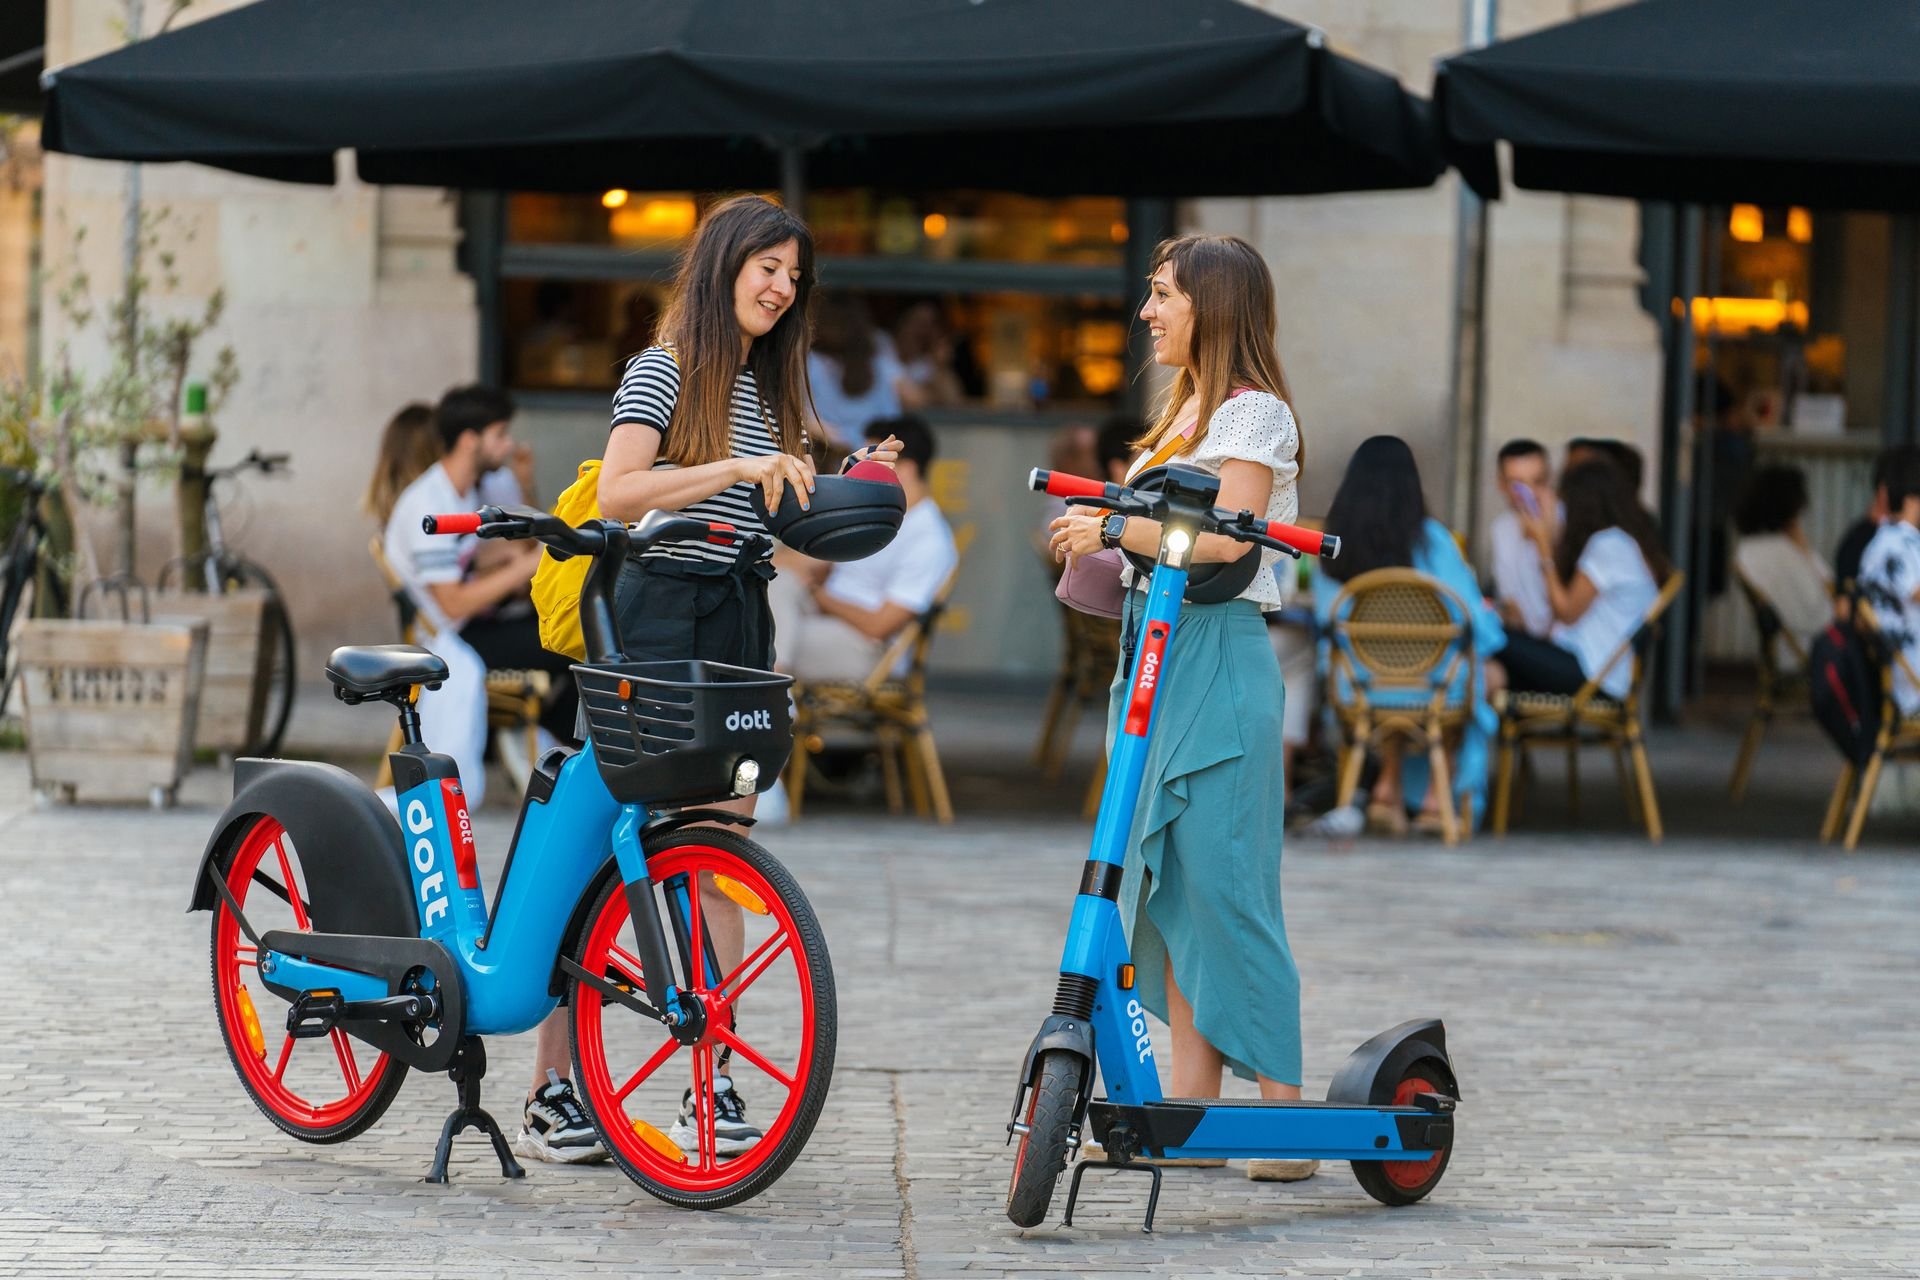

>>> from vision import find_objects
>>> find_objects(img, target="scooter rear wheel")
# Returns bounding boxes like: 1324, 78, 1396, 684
209, 815, 408, 1143
1005, 1049, 1086, 1227
1350, 1058, 1455, 1206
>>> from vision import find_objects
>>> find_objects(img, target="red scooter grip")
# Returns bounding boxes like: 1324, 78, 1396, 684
423, 512, 482, 535
1258, 520, 1340, 560
1029, 468, 1112, 501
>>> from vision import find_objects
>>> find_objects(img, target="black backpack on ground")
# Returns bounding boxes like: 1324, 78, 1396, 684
1808, 617, 1883, 765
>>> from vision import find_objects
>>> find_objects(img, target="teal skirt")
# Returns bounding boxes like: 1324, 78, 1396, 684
1108, 591, 1301, 1086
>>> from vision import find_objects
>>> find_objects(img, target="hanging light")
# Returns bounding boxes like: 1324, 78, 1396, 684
601, 189, 630, 210
1787, 207, 1813, 243
922, 212, 949, 239
1729, 204, 1765, 243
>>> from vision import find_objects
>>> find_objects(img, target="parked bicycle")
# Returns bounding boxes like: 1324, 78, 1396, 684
0, 464, 66, 720
190, 503, 835, 1208
157, 448, 297, 755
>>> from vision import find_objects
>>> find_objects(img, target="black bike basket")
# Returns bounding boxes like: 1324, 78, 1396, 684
574, 660, 795, 807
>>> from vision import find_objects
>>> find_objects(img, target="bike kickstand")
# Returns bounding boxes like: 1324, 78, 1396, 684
425, 1037, 526, 1184
1062, 1157, 1164, 1234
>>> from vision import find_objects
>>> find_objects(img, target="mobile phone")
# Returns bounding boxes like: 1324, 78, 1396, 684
1510, 481, 1541, 519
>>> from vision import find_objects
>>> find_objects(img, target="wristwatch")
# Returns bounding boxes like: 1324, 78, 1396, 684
1099, 513, 1129, 550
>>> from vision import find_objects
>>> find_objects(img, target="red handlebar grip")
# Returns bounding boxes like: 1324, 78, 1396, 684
423, 512, 482, 535
1259, 520, 1338, 559
1031, 468, 1109, 500
706, 521, 738, 545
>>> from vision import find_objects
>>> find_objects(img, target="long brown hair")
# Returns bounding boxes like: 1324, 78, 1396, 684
363, 402, 437, 524
655, 195, 815, 466
1135, 234, 1300, 466
1555, 459, 1672, 583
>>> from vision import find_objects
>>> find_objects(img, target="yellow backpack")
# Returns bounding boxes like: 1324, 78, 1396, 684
531, 458, 604, 661
532, 347, 680, 661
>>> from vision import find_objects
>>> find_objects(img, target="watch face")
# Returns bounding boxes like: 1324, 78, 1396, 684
1103, 515, 1126, 543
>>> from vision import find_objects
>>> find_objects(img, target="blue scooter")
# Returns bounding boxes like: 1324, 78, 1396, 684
1005, 464, 1459, 1231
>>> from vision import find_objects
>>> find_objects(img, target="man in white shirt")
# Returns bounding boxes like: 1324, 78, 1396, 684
1488, 439, 1555, 637
770, 416, 958, 682
1858, 452, 1920, 717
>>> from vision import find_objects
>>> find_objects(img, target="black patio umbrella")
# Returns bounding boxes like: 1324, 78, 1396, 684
41, 0, 1443, 198
1438, 0, 1920, 210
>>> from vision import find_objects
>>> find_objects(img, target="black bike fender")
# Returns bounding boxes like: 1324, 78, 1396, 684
188, 759, 417, 940
1325, 1017, 1460, 1104
1018, 1014, 1095, 1092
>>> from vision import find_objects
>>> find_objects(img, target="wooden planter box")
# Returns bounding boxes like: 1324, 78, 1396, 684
151, 588, 272, 753
16, 618, 210, 807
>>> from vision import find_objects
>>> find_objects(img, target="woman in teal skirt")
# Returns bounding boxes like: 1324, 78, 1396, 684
1048, 234, 1311, 1179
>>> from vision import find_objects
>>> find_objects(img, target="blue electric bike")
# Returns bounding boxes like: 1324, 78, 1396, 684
1005, 464, 1459, 1231
191, 506, 834, 1209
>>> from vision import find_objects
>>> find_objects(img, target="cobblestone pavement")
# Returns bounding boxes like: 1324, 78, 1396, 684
1, 747, 1916, 1279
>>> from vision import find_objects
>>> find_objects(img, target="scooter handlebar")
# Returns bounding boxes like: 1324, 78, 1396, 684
1252, 519, 1340, 561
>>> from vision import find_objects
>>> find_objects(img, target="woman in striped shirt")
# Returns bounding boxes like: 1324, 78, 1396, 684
595, 194, 896, 1156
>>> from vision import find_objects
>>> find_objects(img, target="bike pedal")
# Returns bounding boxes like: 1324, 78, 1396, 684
286, 988, 346, 1039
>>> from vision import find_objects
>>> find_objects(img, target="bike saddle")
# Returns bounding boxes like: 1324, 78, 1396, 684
1120, 465, 1261, 604
326, 644, 449, 703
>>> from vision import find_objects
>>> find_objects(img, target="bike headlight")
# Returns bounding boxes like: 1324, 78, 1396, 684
732, 758, 761, 797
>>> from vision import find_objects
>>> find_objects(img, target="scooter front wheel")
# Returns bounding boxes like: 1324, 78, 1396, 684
1350, 1057, 1456, 1206
1005, 1049, 1086, 1227
209, 815, 408, 1142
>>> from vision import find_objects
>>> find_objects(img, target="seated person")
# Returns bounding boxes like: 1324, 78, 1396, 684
384, 386, 578, 801
1834, 445, 1919, 587
770, 415, 957, 682
1858, 450, 1920, 718
1490, 459, 1667, 701
1488, 438, 1555, 637
1731, 465, 1833, 662
364, 402, 439, 527
1313, 436, 1506, 835
1566, 436, 1646, 497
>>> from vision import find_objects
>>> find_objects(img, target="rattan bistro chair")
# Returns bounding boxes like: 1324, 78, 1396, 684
1324, 568, 1479, 845
1820, 600, 1920, 851
1491, 572, 1684, 843
784, 540, 969, 824
367, 535, 548, 793
1728, 568, 1815, 802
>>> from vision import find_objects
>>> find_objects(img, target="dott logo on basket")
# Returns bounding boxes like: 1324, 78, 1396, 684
725, 709, 775, 732
404, 797, 452, 929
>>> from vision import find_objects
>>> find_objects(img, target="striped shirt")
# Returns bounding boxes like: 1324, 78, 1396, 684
611, 346, 782, 567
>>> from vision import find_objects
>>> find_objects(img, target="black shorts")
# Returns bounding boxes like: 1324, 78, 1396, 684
611, 553, 776, 671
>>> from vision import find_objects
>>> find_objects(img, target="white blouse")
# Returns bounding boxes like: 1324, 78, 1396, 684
1120, 391, 1301, 607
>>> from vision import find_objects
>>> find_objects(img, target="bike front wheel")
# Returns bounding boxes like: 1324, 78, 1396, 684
569, 827, 836, 1210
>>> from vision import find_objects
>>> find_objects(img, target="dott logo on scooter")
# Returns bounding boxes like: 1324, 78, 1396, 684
404, 797, 452, 928
1126, 998, 1155, 1063
725, 709, 774, 732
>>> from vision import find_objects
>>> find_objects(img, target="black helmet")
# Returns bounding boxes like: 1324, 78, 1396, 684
1120, 465, 1261, 603
752, 471, 906, 561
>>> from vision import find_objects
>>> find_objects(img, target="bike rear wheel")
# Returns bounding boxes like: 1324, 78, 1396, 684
569, 827, 836, 1210
161, 555, 297, 756
209, 815, 407, 1142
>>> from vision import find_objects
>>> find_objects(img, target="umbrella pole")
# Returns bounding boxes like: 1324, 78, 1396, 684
1655, 203, 1702, 723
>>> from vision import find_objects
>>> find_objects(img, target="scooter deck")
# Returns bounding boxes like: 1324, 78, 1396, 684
1089, 1096, 1453, 1163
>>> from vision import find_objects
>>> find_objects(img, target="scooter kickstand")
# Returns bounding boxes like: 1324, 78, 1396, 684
425, 1037, 526, 1183
1062, 1155, 1164, 1233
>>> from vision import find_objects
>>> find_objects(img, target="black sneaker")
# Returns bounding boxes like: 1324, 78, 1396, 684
667, 1073, 764, 1156
515, 1069, 610, 1164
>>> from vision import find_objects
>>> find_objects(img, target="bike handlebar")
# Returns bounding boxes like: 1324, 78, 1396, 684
1028, 468, 1341, 561
423, 505, 742, 558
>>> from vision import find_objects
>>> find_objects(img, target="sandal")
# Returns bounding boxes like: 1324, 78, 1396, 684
1364, 801, 1409, 836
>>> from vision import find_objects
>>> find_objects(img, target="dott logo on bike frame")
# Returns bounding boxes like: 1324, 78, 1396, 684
1123, 622, 1172, 737
726, 709, 774, 732
404, 797, 452, 929
1126, 998, 1155, 1063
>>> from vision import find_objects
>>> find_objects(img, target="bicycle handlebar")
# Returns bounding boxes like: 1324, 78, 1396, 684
423, 505, 742, 558
1028, 468, 1340, 561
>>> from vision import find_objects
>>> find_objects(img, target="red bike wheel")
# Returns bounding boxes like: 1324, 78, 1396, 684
571, 828, 835, 1209
209, 815, 407, 1142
